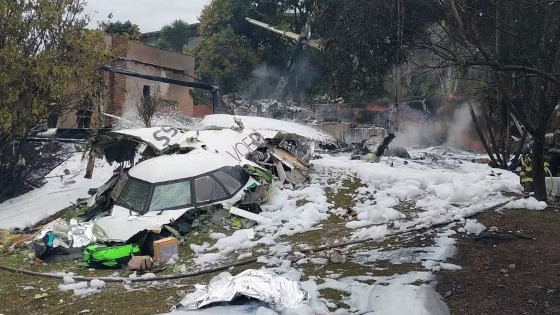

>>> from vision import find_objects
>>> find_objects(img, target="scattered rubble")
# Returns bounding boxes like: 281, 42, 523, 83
0, 113, 538, 314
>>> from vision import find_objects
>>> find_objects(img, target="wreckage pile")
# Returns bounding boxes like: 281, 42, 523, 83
3, 113, 515, 313
0, 115, 338, 310
1, 114, 409, 269
0, 110, 543, 313
222, 94, 304, 119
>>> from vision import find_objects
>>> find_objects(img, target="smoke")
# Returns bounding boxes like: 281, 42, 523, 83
445, 104, 473, 148
393, 102, 482, 151
243, 64, 283, 100
392, 120, 447, 148
242, 53, 318, 102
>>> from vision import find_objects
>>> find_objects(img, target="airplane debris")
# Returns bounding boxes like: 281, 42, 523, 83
176, 269, 308, 311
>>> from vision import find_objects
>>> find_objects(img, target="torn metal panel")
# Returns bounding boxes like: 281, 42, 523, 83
271, 133, 317, 163
177, 269, 308, 311
270, 147, 310, 185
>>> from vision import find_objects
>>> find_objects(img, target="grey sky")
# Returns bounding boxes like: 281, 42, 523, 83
86, 0, 211, 33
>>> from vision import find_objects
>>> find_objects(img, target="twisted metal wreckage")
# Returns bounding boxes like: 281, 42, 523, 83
31, 115, 336, 258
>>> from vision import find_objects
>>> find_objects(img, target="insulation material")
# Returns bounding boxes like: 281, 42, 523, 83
177, 269, 308, 311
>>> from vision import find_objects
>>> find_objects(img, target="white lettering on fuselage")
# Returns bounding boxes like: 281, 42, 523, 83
226, 131, 266, 162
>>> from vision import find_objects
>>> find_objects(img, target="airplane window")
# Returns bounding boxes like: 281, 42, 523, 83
118, 178, 150, 213
110, 173, 128, 200
213, 170, 242, 194
149, 180, 192, 212
195, 176, 227, 203
224, 166, 250, 183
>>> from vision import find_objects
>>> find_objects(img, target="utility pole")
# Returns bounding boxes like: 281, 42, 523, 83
388, 0, 403, 135
375, 0, 403, 157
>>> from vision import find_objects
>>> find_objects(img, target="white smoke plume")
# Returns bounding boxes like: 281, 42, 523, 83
445, 104, 473, 148
393, 102, 480, 151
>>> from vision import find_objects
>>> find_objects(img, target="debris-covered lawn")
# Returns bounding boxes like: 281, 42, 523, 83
0, 146, 547, 314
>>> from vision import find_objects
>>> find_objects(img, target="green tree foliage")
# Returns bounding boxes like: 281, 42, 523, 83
199, 0, 249, 37
0, 0, 112, 200
157, 20, 194, 53
196, 0, 440, 100
102, 20, 141, 40
197, 27, 259, 93
196, 0, 310, 94
313, 0, 443, 101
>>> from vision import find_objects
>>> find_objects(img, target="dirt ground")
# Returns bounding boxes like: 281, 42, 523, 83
436, 208, 560, 315
4, 174, 558, 315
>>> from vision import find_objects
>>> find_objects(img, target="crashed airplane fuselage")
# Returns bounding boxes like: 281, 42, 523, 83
92, 149, 272, 242
87, 115, 334, 242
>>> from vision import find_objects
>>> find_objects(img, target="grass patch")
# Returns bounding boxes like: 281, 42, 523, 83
284, 215, 350, 246
300, 259, 374, 281
370, 260, 423, 276
319, 288, 350, 310
0, 269, 202, 315
0, 242, 266, 315
325, 177, 364, 210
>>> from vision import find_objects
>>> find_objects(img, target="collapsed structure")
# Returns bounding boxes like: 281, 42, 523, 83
30, 115, 335, 263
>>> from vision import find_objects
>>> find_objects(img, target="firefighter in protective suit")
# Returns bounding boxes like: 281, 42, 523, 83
520, 154, 534, 193
520, 153, 550, 194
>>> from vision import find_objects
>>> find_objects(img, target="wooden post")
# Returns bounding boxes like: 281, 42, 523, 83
85, 73, 105, 179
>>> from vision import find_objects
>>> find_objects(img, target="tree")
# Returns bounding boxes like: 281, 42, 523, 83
136, 93, 163, 128
313, 0, 443, 101
196, 27, 259, 93
198, 0, 252, 38
0, 0, 112, 201
102, 20, 140, 40
420, 0, 560, 200
157, 20, 194, 53
195, 0, 308, 95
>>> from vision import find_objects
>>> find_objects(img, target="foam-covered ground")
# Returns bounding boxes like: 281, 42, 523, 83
178, 147, 534, 314
0, 146, 538, 314
0, 153, 114, 230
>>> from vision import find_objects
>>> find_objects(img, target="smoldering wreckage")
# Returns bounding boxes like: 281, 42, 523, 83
4, 114, 406, 311
32, 113, 399, 252
2, 110, 538, 313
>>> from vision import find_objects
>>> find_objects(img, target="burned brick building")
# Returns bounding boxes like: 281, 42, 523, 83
56, 35, 211, 130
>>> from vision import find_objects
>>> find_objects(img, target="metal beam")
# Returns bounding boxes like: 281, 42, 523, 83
101, 65, 218, 92
246, 17, 301, 41
101, 65, 219, 114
